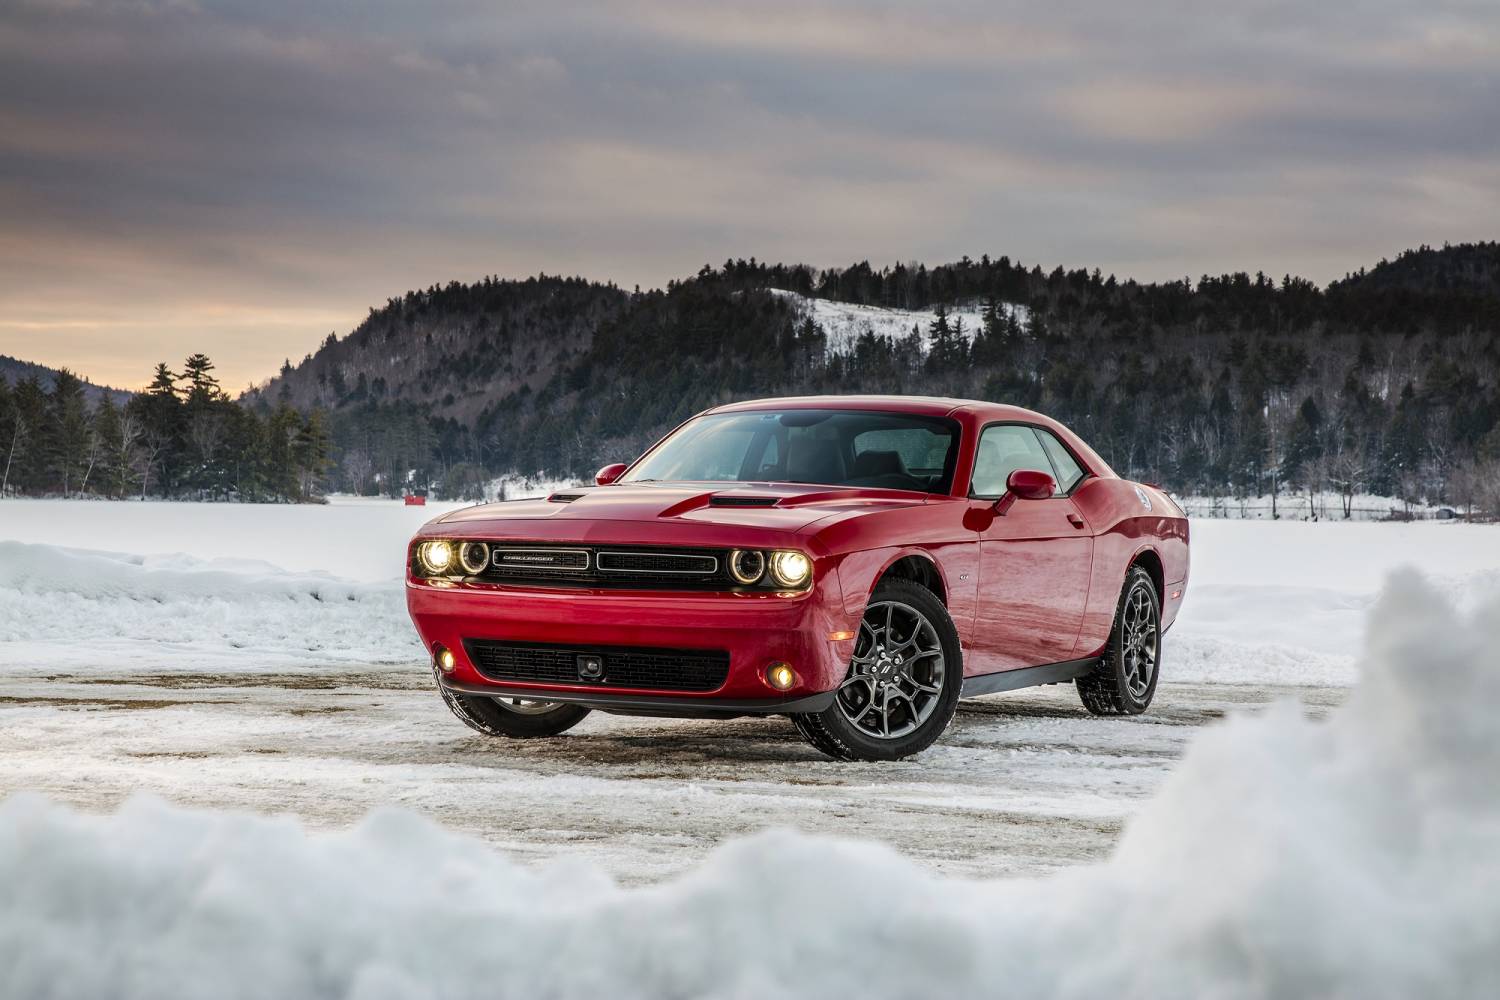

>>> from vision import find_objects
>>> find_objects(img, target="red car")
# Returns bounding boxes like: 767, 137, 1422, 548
406, 396, 1189, 760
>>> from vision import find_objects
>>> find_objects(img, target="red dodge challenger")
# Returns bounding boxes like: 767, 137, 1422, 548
406, 396, 1189, 760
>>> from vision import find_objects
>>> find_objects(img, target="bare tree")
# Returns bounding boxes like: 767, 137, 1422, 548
1477, 458, 1500, 522
114, 410, 143, 498
135, 428, 170, 500
1328, 438, 1367, 520
1448, 459, 1479, 520
1264, 393, 1294, 519
188, 412, 225, 496
1301, 452, 1330, 520
78, 421, 104, 496
342, 447, 374, 496
1, 413, 25, 496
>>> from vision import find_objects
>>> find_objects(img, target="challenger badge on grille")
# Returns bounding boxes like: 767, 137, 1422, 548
490, 548, 590, 571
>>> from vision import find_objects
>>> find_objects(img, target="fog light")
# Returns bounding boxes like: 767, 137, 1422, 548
435, 647, 456, 673
766, 662, 796, 691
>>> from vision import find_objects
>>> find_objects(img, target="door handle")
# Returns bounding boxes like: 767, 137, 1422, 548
1067, 513, 1086, 529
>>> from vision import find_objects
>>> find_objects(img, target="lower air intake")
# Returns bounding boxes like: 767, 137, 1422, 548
463, 640, 731, 693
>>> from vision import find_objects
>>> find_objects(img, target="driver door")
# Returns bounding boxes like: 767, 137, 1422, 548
966, 424, 1093, 673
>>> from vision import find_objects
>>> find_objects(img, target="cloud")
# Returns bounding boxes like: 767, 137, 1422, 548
1, 0, 1498, 388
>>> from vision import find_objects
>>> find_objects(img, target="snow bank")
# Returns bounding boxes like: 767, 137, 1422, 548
0, 495, 465, 581
3, 571, 1496, 999
0, 541, 419, 673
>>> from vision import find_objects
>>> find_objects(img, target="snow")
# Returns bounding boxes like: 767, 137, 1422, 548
2, 571, 1497, 999
3, 500, 1499, 684
1170, 520, 1500, 687
768, 289, 1026, 353
0, 496, 467, 582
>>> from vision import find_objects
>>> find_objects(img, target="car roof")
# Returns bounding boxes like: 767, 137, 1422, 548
706, 394, 1050, 423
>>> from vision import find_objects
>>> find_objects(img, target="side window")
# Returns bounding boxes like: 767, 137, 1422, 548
1036, 428, 1086, 493
970, 425, 1053, 497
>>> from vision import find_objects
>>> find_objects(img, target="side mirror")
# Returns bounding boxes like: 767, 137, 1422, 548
992, 468, 1056, 515
594, 462, 628, 486
1006, 468, 1056, 500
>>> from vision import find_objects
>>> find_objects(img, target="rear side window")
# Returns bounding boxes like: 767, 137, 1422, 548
1036, 428, 1086, 493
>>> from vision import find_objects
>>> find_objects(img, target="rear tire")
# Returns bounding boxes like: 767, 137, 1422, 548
792, 578, 962, 761
1077, 565, 1161, 715
438, 678, 591, 738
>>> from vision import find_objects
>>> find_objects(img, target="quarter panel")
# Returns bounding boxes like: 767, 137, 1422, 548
1071, 478, 1191, 655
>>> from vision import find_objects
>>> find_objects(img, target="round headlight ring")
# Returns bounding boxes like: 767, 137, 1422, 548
458, 541, 490, 575
769, 550, 812, 588
419, 540, 455, 575
728, 549, 766, 585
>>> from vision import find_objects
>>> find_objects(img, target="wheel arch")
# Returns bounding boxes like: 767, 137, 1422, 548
872, 550, 949, 606
1129, 546, 1165, 606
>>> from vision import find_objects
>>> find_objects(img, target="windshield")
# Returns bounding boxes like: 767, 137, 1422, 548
622, 409, 962, 494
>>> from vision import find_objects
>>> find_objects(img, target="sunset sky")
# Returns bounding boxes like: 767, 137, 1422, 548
3, 0, 1498, 391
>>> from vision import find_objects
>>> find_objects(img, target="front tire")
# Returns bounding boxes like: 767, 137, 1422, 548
792, 578, 962, 761
1077, 565, 1161, 715
438, 680, 591, 738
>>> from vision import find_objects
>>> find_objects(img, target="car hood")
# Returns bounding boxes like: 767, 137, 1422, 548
432, 482, 927, 536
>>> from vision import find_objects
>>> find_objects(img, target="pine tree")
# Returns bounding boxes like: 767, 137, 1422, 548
46, 369, 90, 496
128, 362, 184, 497
90, 395, 127, 497
5, 376, 46, 494
294, 410, 332, 500
0, 377, 14, 496
182, 353, 223, 405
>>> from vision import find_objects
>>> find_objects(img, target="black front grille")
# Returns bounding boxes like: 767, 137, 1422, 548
464, 640, 730, 692
476, 544, 729, 589
596, 550, 718, 575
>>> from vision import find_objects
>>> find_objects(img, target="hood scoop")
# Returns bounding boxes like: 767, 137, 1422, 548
708, 495, 780, 508
548, 492, 586, 503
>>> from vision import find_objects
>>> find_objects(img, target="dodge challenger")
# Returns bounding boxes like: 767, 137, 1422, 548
406, 396, 1189, 760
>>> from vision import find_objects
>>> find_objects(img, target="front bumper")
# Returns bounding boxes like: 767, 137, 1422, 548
406, 574, 859, 715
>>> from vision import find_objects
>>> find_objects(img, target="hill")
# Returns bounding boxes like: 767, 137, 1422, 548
0, 355, 132, 407
243, 244, 1500, 509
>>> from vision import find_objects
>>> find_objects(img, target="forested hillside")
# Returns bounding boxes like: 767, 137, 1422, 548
246, 241, 1500, 513
4, 243, 1499, 512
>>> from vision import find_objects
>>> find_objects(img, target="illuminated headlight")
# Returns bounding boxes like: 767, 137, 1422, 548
768, 550, 812, 588
458, 541, 490, 575
728, 549, 766, 585
418, 540, 455, 575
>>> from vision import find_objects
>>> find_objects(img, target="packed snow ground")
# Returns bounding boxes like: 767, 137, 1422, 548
768, 289, 1026, 353
3, 573, 1497, 998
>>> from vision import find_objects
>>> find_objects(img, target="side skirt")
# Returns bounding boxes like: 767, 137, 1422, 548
960, 657, 1098, 698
